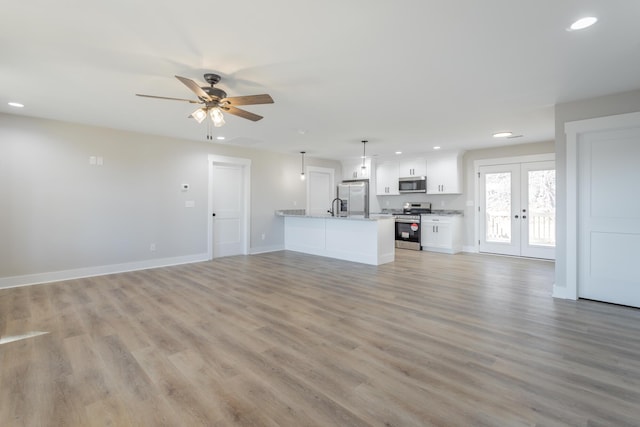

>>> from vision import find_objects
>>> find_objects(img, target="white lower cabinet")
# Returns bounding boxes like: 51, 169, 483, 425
421, 215, 462, 254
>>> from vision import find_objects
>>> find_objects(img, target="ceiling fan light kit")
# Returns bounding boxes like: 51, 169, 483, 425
210, 107, 225, 127
136, 73, 273, 139
191, 108, 207, 124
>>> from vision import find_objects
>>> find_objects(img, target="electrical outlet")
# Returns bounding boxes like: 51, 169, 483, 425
293, 201, 297, 206
261, 233, 266, 240
150, 243, 156, 252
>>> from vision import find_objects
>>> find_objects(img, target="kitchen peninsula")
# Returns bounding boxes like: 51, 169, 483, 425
276, 210, 395, 265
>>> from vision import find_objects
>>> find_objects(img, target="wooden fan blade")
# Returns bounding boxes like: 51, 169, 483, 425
136, 94, 201, 104
222, 106, 264, 121
221, 94, 274, 106
175, 75, 212, 102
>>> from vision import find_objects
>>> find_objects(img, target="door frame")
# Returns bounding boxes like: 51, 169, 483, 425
474, 153, 555, 254
207, 154, 251, 260
559, 111, 640, 300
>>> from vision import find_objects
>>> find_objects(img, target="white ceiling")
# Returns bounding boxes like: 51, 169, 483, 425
2, 1, 640, 161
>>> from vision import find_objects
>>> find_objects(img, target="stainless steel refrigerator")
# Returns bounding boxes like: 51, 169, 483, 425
337, 179, 369, 218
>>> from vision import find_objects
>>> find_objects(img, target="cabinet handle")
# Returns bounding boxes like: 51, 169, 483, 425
515, 215, 519, 219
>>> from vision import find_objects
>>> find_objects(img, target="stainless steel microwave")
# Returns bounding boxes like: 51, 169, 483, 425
398, 176, 426, 193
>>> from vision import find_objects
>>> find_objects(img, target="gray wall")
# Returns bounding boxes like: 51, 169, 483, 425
554, 88, 640, 290
0, 113, 340, 280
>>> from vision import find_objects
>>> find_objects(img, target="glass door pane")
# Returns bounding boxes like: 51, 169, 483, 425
527, 169, 556, 247
485, 172, 512, 243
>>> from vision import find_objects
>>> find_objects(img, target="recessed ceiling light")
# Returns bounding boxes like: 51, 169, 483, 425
216, 136, 225, 140
395, 151, 402, 155
569, 17, 598, 31
8, 102, 24, 108
493, 132, 513, 138
433, 146, 441, 150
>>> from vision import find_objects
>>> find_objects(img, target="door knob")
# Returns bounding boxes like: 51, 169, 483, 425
514, 215, 519, 219
212, 213, 216, 217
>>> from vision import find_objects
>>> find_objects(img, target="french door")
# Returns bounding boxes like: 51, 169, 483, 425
479, 161, 555, 259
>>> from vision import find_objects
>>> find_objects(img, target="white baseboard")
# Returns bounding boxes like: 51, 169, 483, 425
0, 253, 209, 289
463, 246, 478, 253
249, 244, 285, 255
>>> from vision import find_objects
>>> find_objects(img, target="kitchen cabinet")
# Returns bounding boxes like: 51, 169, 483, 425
376, 160, 400, 195
421, 215, 462, 254
342, 158, 372, 180
399, 157, 426, 177
426, 150, 464, 194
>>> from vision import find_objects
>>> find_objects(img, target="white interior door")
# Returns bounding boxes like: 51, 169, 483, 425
479, 161, 555, 259
211, 163, 244, 258
307, 167, 335, 216
578, 127, 640, 307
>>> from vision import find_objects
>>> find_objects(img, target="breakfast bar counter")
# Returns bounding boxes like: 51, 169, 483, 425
276, 211, 395, 265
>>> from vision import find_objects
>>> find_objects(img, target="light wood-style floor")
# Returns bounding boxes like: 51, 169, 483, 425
1, 250, 640, 426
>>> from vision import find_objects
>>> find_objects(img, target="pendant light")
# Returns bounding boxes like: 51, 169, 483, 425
361, 140, 368, 173
300, 151, 306, 180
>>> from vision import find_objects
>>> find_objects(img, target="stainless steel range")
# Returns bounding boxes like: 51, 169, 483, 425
395, 202, 432, 250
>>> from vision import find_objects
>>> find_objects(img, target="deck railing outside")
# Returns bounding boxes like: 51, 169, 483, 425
486, 212, 555, 246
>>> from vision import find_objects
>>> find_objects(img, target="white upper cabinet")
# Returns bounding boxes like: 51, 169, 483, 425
426, 150, 464, 194
399, 157, 426, 177
342, 158, 372, 180
376, 160, 400, 195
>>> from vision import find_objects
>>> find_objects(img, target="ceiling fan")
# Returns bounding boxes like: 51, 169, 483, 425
136, 73, 274, 139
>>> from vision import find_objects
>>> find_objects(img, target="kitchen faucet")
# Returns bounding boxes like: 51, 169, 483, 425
328, 197, 343, 217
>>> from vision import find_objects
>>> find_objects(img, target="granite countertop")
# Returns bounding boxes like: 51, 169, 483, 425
422, 210, 464, 216
275, 210, 393, 221
378, 209, 464, 216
